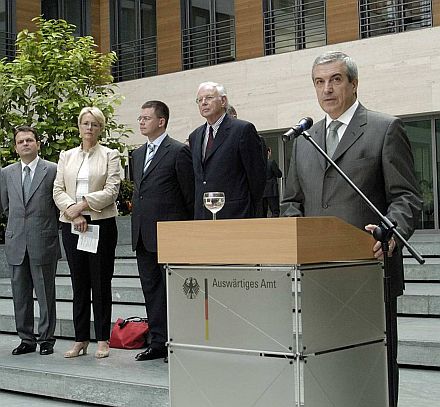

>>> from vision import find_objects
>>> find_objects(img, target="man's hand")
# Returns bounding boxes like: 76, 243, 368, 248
365, 224, 396, 260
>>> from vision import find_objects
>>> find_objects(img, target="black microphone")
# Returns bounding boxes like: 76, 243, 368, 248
282, 117, 313, 142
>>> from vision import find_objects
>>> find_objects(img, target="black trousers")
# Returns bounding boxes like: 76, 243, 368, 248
136, 238, 167, 348
262, 196, 280, 217
62, 217, 117, 341
390, 297, 399, 407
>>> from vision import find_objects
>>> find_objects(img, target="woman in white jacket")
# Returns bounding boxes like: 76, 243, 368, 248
53, 106, 121, 359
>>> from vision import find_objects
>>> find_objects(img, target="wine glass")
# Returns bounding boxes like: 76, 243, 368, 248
203, 192, 225, 220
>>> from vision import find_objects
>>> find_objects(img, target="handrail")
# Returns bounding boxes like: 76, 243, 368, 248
111, 35, 157, 82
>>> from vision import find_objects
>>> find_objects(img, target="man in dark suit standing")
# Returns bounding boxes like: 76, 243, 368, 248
189, 81, 266, 219
282, 51, 422, 405
131, 100, 194, 361
263, 147, 282, 217
0, 126, 60, 356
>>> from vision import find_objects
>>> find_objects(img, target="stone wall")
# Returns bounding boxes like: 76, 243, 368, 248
115, 26, 440, 145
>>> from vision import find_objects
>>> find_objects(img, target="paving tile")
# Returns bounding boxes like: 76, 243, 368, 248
0, 333, 168, 407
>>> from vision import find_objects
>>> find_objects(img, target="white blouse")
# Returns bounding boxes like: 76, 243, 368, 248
76, 152, 91, 215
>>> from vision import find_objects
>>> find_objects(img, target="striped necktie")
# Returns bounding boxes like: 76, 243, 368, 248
143, 143, 156, 173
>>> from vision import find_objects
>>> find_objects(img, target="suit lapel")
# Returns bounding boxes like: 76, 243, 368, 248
26, 159, 47, 203
142, 135, 170, 179
204, 115, 231, 164
134, 143, 148, 187
311, 119, 327, 171
11, 163, 25, 204
331, 104, 367, 163
193, 126, 205, 174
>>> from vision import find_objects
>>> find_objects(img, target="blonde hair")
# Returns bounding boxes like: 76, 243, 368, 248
78, 106, 106, 129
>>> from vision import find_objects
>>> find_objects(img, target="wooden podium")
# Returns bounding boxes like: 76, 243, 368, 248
158, 217, 389, 407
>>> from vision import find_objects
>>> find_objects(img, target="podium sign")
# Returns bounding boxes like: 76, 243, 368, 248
168, 266, 293, 352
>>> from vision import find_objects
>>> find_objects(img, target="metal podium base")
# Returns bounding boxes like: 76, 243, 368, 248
169, 346, 296, 406
167, 262, 388, 407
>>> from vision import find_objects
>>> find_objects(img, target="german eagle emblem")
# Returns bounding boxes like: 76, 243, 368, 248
183, 277, 200, 299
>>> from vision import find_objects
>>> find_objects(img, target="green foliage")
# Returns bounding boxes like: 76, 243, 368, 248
0, 17, 131, 166
117, 179, 134, 215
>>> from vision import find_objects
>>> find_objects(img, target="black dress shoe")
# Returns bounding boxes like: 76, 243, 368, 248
135, 346, 167, 361
163, 356, 168, 363
12, 342, 37, 355
40, 342, 54, 355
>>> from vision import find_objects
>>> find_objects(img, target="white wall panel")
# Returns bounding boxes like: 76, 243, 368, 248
116, 27, 440, 145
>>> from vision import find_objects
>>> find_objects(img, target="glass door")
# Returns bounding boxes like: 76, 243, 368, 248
406, 119, 436, 230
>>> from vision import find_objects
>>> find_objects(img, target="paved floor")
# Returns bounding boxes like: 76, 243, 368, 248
0, 331, 439, 407
0, 391, 89, 406
399, 368, 440, 406
0, 334, 168, 406
0, 368, 439, 406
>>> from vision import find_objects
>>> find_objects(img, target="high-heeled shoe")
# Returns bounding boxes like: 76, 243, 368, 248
95, 341, 110, 359
64, 341, 89, 358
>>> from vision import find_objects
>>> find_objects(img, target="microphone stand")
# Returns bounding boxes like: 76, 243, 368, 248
295, 130, 424, 407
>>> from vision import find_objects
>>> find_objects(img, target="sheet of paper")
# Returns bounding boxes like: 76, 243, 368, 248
71, 223, 100, 253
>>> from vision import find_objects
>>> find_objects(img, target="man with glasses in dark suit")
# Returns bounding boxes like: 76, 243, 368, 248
189, 81, 266, 219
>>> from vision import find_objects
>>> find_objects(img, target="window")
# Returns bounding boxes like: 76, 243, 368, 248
435, 119, 440, 229
264, 0, 326, 55
41, 0, 90, 36
110, 0, 157, 82
405, 119, 435, 229
182, 0, 235, 70
359, 0, 432, 38
0, 0, 15, 60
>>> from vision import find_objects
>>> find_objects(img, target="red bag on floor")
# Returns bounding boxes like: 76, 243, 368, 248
109, 317, 149, 349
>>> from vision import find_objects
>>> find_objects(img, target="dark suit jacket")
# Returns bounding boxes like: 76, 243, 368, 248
282, 103, 422, 297
263, 159, 282, 198
189, 115, 266, 219
0, 159, 61, 265
131, 135, 194, 252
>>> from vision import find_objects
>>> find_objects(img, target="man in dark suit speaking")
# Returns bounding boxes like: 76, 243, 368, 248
131, 100, 194, 362
281, 51, 422, 405
189, 81, 266, 219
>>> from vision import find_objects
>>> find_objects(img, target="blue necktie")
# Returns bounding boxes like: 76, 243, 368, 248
143, 143, 156, 173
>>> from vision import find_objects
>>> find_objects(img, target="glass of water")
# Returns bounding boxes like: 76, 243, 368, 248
203, 192, 225, 220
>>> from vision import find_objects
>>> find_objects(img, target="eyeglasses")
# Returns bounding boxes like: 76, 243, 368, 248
137, 116, 155, 123
195, 95, 219, 105
80, 122, 100, 129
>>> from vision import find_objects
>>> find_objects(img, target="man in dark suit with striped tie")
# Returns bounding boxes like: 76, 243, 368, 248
131, 100, 194, 362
